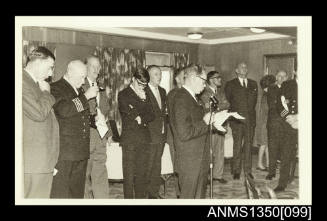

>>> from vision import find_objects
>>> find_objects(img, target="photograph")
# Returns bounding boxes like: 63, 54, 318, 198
15, 16, 312, 205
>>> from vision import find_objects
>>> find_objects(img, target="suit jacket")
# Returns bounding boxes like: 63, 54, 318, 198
82, 80, 112, 160
170, 87, 209, 174
51, 77, 91, 161
145, 85, 168, 144
277, 79, 298, 119
23, 70, 59, 173
267, 84, 283, 123
166, 88, 180, 148
199, 85, 230, 113
225, 78, 258, 126
118, 86, 155, 146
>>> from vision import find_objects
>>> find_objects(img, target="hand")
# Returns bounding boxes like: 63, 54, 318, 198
38, 80, 50, 92
84, 86, 99, 100
203, 112, 212, 125
135, 116, 141, 125
286, 114, 298, 129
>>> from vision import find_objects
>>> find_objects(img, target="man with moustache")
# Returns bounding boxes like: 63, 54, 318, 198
199, 71, 230, 184
23, 46, 59, 198
50, 60, 99, 198
170, 66, 212, 198
83, 55, 112, 198
225, 62, 258, 180
144, 65, 168, 199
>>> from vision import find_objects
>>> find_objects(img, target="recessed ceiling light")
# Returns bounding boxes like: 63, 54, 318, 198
250, 28, 266, 33
187, 32, 203, 40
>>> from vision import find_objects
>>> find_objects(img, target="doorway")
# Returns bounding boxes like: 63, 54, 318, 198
264, 53, 297, 78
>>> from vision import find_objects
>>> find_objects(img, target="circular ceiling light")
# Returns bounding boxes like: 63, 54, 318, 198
187, 32, 203, 40
250, 28, 266, 33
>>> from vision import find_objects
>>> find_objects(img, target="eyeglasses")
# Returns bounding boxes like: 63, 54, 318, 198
136, 78, 147, 87
196, 76, 207, 82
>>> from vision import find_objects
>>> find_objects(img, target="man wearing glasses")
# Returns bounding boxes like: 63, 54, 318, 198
118, 67, 155, 199
170, 66, 212, 198
199, 71, 230, 184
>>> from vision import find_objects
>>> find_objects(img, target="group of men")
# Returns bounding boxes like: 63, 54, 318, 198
23, 46, 111, 198
22, 45, 298, 199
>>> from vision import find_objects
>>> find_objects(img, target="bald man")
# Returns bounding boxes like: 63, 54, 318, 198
50, 60, 99, 198
225, 62, 258, 180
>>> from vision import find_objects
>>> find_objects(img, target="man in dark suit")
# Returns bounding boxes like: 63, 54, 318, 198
50, 60, 99, 198
274, 73, 298, 192
199, 71, 230, 184
83, 56, 112, 198
118, 67, 155, 198
166, 67, 185, 198
23, 46, 59, 198
225, 62, 258, 180
144, 65, 168, 199
170, 66, 212, 198
266, 70, 288, 180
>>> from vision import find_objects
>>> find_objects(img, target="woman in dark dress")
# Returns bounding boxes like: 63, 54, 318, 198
256, 75, 276, 171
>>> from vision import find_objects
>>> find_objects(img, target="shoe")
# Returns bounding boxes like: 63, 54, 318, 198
233, 174, 240, 180
213, 178, 228, 184
274, 186, 285, 192
256, 167, 268, 172
247, 173, 254, 179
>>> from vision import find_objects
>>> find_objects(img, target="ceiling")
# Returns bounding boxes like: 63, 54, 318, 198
75, 27, 296, 45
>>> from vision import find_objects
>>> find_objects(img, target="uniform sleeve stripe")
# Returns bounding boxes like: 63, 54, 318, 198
280, 109, 289, 117
72, 98, 84, 112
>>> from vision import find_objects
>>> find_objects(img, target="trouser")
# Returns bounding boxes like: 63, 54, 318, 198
230, 122, 255, 175
84, 158, 109, 199
146, 143, 165, 197
278, 122, 298, 188
50, 160, 88, 198
24, 173, 53, 198
267, 119, 284, 176
122, 143, 149, 199
212, 132, 225, 179
178, 147, 210, 199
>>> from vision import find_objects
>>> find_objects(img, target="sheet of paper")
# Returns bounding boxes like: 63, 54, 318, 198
212, 110, 245, 132
96, 120, 109, 139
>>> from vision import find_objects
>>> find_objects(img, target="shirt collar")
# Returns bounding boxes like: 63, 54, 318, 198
24, 68, 38, 83
182, 85, 197, 102
208, 85, 216, 93
64, 75, 79, 95
87, 77, 97, 86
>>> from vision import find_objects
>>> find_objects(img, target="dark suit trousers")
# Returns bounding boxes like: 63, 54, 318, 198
122, 143, 149, 199
146, 143, 165, 197
230, 121, 255, 175
178, 148, 210, 199
278, 122, 298, 188
50, 160, 88, 198
267, 120, 284, 176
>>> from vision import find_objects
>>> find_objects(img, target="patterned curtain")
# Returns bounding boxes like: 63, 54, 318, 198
172, 52, 190, 70
94, 47, 146, 132
22, 40, 56, 68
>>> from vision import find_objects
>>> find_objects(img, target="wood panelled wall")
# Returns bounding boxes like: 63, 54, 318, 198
22, 27, 199, 62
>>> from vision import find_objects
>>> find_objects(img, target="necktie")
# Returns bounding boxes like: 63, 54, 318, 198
154, 87, 162, 109
243, 79, 247, 88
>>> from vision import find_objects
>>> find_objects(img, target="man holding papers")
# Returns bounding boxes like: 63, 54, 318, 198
82, 56, 112, 199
